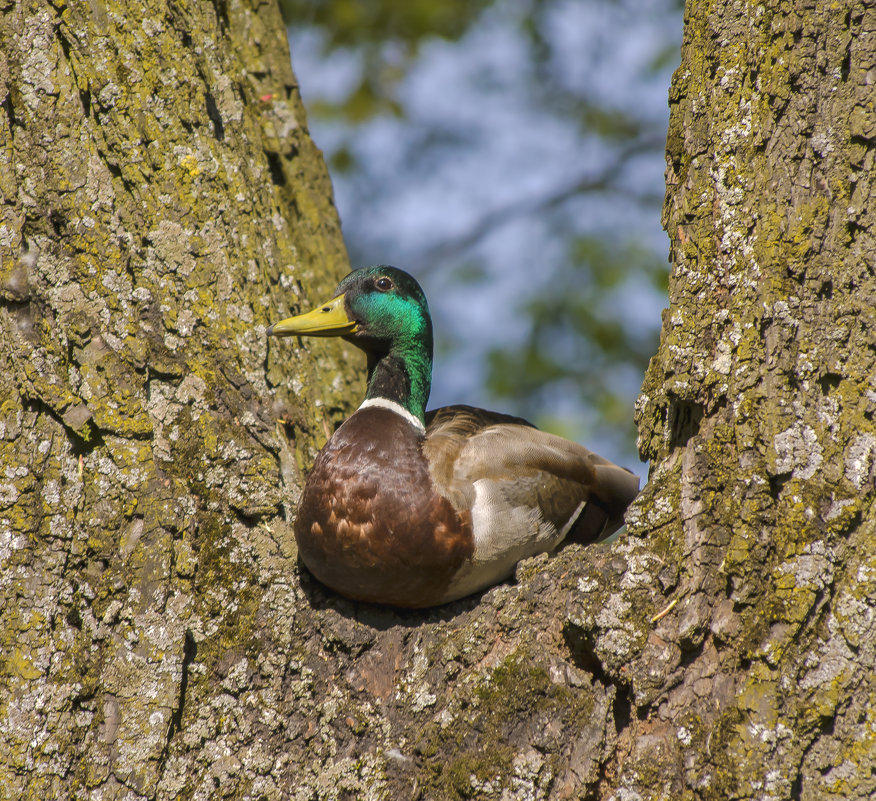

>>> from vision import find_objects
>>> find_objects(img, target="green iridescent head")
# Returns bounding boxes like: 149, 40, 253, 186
268, 266, 434, 423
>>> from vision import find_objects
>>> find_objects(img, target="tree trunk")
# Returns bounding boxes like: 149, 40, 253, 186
2, 1, 874, 800
0, 0, 356, 796
629, 1, 876, 798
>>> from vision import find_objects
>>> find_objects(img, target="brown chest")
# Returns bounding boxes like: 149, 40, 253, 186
294, 408, 473, 607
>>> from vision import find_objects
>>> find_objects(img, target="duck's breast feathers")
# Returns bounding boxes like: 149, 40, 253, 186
295, 406, 474, 606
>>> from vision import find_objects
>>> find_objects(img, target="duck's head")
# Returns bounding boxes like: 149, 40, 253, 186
268, 266, 434, 422
268, 265, 432, 353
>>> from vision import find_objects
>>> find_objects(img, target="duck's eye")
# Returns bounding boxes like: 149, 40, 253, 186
375, 277, 393, 291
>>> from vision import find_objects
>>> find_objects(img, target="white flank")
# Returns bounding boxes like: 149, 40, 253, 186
358, 398, 426, 435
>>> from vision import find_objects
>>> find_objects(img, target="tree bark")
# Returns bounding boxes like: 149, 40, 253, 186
2, 1, 875, 800
0, 0, 356, 797
630, 1, 876, 798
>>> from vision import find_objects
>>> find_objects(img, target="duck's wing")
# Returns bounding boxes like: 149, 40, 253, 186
423, 404, 639, 547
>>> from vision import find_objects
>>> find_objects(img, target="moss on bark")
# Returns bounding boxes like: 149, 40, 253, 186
631, 2, 876, 798
2, 1, 875, 799
1, 0, 355, 796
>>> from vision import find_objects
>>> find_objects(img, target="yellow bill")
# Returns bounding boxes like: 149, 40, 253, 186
267, 293, 357, 337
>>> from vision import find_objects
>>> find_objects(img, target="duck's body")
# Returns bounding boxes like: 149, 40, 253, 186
269, 266, 639, 607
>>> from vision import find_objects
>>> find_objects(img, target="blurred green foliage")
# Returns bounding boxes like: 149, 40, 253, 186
487, 236, 669, 429
281, 0, 681, 462
281, 0, 490, 49
280, 0, 492, 120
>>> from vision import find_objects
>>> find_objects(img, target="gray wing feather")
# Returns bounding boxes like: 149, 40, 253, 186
424, 405, 639, 543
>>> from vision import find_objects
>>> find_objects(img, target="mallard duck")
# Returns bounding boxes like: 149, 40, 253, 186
268, 266, 639, 608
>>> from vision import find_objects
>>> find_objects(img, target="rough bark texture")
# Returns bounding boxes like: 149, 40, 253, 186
630, 1, 876, 797
2, 1, 875, 800
0, 0, 357, 797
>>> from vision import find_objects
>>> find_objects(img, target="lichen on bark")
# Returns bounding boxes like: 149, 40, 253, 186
2, 0, 875, 799
1, 0, 355, 796
630, 2, 876, 798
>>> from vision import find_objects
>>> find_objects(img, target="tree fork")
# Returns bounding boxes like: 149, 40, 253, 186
1, 1, 874, 799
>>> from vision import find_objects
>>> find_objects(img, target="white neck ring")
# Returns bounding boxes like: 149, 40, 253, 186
358, 398, 426, 435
